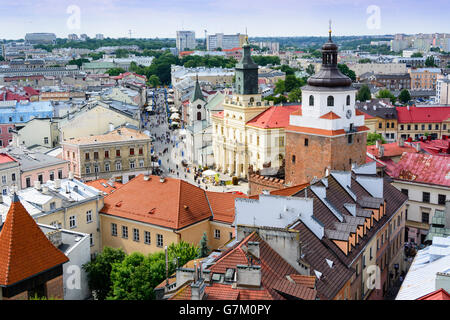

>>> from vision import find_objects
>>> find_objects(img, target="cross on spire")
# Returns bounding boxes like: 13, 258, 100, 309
329, 19, 332, 41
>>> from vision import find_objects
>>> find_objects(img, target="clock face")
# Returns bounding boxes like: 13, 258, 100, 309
346, 109, 352, 119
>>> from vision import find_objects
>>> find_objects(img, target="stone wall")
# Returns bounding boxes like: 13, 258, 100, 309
45, 275, 64, 300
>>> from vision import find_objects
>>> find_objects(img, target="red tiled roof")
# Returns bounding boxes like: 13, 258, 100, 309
417, 288, 450, 300
396, 106, 450, 123
0, 195, 69, 286
101, 175, 212, 230
212, 111, 224, 118
319, 111, 341, 120
417, 138, 450, 156
206, 191, 248, 224
385, 153, 450, 187
0, 153, 17, 164
85, 179, 123, 195
246, 105, 300, 129
367, 142, 418, 158
23, 86, 40, 96
289, 274, 316, 289
286, 124, 370, 136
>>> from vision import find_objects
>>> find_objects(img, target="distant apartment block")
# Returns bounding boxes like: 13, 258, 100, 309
24, 33, 57, 45
176, 31, 196, 52
207, 33, 246, 51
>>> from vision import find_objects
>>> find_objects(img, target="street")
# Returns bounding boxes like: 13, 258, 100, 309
142, 88, 249, 194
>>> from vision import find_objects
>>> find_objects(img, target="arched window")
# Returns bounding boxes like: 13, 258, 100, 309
197, 112, 201, 121
327, 95, 334, 107
346, 95, 350, 106
249, 97, 254, 103
309, 95, 314, 106
197, 104, 202, 109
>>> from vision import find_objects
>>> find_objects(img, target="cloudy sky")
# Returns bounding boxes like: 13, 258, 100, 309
1, 0, 448, 39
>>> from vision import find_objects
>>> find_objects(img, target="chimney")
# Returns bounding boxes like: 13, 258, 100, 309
378, 145, 384, 158
398, 137, 404, 147
34, 180, 41, 191
54, 179, 62, 189
443, 135, 447, 140
236, 265, 261, 288
190, 277, 206, 300
247, 241, 260, 260
376, 140, 381, 149
68, 171, 74, 180
143, 175, 150, 181
435, 272, 450, 293
42, 185, 49, 194
160, 177, 165, 183
427, 135, 432, 141
415, 142, 421, 152
46, 229, 62, 248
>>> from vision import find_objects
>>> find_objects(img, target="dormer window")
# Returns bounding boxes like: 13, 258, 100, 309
327, 96, 334, 107
309, 95, 314, 106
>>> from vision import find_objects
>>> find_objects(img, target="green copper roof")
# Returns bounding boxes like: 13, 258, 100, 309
235, 45, 258, 70
191, 78, 205, 102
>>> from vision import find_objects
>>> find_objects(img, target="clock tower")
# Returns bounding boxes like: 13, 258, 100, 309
284, 27, 369, 186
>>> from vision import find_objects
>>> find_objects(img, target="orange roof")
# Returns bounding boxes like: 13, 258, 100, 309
101, 175, 212, 230
211, 111, 224, 118
206, 191, 248, 224
289, 274, 316, 289
0, 153, 17, 164
367, 142, 418, 158
270, 183, 309, 196
85, 179, 123, 195
63, 127, 150, 145
0, 195, 69, 286
246, 105, 300, 129
417, 288, 450, 300
319, 111, 341, 120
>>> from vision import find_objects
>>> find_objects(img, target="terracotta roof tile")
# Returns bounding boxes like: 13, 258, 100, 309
319, 111, 341, 120
0, 196, 69, 286
85, 179, 123, 195
101, 175, 212, 230
62, 127, 150, 145
246, 105, 300, 129
206, 191, 248, 224
397, 106, 450, 123
367, 142, 418, 158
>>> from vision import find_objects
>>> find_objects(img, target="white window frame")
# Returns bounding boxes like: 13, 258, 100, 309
69, 215, 77, 229
86, 210, 93, 223
157, 234, 163, 247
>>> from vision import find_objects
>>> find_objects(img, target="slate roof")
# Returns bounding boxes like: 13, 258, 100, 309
0, 194, 69, 286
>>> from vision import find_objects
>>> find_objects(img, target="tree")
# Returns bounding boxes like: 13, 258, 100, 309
306, 64, 315, 76
106, 67, 126, 76
356, 85, 371, 101
288, 88, 302, 102
376, 89, 396, 103
148, 75, 160, 87
367, 132, 386, 146
68, 58, 89, 68
216, 47, 222, 51
198, 232, 209, 258
338, 63, 356, 81
284, 74, 304, 92
398, 89, 411, 104
274, 79, 286, 94
411, 52, 423, 58
358, 58, 372, 64
425, 56, 437, 67
82, 247, 126, 300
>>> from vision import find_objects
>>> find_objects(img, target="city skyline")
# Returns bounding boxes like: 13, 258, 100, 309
0, 0, 449, 40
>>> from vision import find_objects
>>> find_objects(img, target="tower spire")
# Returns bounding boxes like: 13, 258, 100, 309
328, 19, 332, 41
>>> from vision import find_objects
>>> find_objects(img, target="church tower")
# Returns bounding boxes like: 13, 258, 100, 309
188, 75, 207, 126
284, 26, 369, 186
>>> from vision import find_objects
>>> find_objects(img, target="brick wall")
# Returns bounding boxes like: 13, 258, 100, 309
2, 290, 28, 300
45, 275, 64, 300
248, 173, 285, 196
285, 131, 367, 186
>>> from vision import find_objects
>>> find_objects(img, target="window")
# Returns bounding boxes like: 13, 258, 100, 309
50, 202, 56, 210
422, 212, 429, 224
58, 169, 63, 179
379, 123, 382, 129
197, 112, 202, 121
370, 247, 373, 260
435, 124, 439, 130
421, 124, 425, 130
428, 124, 432, 130
85, 153, 90, 160
438, 194, 446, 205
257, 136, 260, 146
133, 228, 140, 242
11, 173, 16, 182
327, 95, 334, 106
348, 134, 353, 144
400, 125, 404, 131
69, 215, 77, 229
105, 150, 109, 158
129, 148, 134, 156
111, 223, 117, 236
85, 165, 91, 174
44, 137, 49, 144
157, 234, 163, 247
386, 123, 390, 129
2, 188, 7, 195
304, 138, 309, 146
116, 150, 121, 157
144, 231, 151, 244
309, 95, 314, 106
49, 171, 54, 181
214, 229, 220, 239
90, 234, 94, 247
116, 162, 122, 171
346, 95, 350, 106
26, 177, 31, 188
414, 124, 418, 130
401, 189, 408, 197
129, 160, 135, 169
105, 163, 110, 172
1, 175, 6, 184
38, 174, 43, 183
422, 192, 430, 203
139, 159, 144, 168
122, 226, 128, 239
407, 125, 411, 130
94, 152, 99, 160
362, 255, 366, 269
355, 263, 360, 276
292, 155, 296, 164
139, 148, 143, 155
86, 210, 92, 223
94, 164, 99, 173
279, 136, 284, 147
